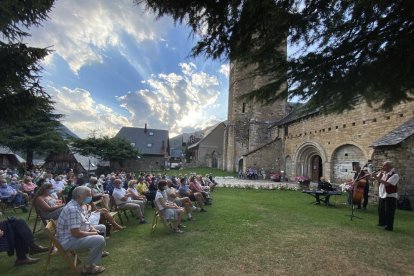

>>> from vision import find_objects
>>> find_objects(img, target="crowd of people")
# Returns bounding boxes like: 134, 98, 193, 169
0, 168, 218, 273
0, 159, 401, 273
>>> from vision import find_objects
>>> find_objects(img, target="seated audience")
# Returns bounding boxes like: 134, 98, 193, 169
137, 178, 152, 202
22, 176, 36, 198
178, 178, 207, 212
166, 180, 195, 221
33, 183, 64, 220
9, 177, 30, 205
189, 176, 211, 205
52, 175, 66, 196
57, 186, 108, 274
86, 201, 126, 233
0, 217, 48, 266
0, 178, 27, 212
127, 180, 147, 204
89, 177, 110, 210
112, 179, 147, 224
155, 180, 185, 233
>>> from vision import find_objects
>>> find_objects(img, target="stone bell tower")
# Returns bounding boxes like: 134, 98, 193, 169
223, 48, 288, 172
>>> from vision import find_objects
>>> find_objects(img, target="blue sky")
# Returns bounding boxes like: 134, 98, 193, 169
27, 0, 229, 138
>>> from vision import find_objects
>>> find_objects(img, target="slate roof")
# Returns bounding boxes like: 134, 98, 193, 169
371, 116, 414, 147
0, 146, 25, 163
116, 127, 169, 156
73, 153, 99, 171
269, 102, 320, 128
188, 121, 227, 150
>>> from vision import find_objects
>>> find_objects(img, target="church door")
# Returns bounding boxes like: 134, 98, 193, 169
311, 155, 322, 181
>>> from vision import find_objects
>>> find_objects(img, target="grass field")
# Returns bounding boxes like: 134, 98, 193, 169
1, 188, 413, 275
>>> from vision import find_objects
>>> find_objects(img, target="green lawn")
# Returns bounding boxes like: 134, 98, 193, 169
1, 188, 413, 275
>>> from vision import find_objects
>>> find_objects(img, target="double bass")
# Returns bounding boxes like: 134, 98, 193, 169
352, 171, 368, 205
352, 170, 379, 205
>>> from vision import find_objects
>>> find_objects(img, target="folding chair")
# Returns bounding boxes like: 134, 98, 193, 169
31, 206, 48, 234
109, 195, 129, 225
150, 206, 173, 234
0, 198, 18, 214
44, 220, 81, 275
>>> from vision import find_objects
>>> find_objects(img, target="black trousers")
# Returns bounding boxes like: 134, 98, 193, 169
13, 218, 34, 259
362, 184, 369, 208
378, 197, 397, 230
0, 218, 34, 260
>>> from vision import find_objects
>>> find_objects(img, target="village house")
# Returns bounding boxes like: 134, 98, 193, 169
115, 124, 169, 171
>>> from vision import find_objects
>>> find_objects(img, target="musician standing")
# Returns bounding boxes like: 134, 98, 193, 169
353, 165, 370, 210
373, 161, 399, 231
361, 165, 370, 210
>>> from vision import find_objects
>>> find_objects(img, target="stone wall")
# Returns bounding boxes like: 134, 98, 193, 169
275, 101, 414, 183
223, 59, 287, 172
243, 139, 283, 175
120, 156, 167, 172
372, 135, 414, 205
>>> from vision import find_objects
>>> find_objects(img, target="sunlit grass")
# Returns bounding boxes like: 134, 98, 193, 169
1, 188, 413, 275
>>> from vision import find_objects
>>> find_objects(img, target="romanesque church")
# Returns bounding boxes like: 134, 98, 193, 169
223, 59, 414, 205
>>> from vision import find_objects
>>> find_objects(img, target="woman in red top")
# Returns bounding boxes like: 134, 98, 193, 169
22, 176, 36, 198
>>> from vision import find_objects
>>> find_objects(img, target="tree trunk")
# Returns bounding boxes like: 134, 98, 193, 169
26, 149, 34, 169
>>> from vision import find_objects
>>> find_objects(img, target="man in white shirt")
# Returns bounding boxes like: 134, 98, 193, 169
112, 179, 147, 224
374, 161, 399, 231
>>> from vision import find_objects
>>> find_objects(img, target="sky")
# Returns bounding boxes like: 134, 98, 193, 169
26, 0, 229, 138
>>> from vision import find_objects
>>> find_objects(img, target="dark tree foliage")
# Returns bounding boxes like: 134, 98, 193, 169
0, 0, 55, 122
136, 0, 414, 112
0, 97, 65, 168
70, 136, 139, 165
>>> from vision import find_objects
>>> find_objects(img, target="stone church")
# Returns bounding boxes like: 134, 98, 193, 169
223, 59, 414, 205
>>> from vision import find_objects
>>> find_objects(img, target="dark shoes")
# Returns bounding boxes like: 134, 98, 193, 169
139, 219, 148, 224
29, 244, 49, 255
200, 208, 207, 212
82, 265, 105, 274
15, 256, 40, 266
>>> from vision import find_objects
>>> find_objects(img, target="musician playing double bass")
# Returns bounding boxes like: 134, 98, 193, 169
353, 165, 370, 210
373, 161, 399, 231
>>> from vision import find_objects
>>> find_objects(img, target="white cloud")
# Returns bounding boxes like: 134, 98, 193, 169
28, 0, 171, 73
47, 85, 132, 138
47, 62, 224, 138
219, 64, 230, 78
118, 62, 222, 136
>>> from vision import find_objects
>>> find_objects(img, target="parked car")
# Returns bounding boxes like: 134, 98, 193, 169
170, 162, 182, 170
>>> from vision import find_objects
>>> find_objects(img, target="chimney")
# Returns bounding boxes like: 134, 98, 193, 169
144, 123, 147, 133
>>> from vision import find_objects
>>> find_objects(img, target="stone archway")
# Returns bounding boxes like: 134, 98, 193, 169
331, 144, 366, 183
238, 158, 244, 173
295, 142, 326, 181
310, 155, 323, 181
